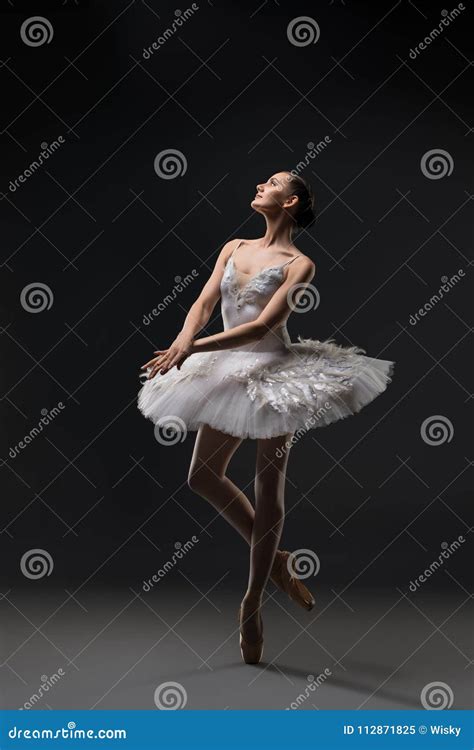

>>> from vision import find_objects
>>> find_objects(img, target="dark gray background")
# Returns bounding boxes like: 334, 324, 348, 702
0, 0, 472, 712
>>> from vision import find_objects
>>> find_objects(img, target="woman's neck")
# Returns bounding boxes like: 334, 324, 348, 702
259, 215, 293, 248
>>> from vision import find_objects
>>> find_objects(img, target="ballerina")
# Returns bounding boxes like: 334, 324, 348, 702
138, 171, 395, 664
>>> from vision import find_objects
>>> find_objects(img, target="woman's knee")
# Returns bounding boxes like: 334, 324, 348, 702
254, 475, 286, 512
187, 463, 220, 493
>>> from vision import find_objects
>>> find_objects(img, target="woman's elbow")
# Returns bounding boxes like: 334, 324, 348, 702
253, 320, 279, 340
194, 296, 216, 319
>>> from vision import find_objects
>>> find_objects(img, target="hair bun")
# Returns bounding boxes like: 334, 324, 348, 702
286, 172, 317, 231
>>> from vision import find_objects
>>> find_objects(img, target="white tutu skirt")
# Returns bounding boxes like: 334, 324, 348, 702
137, 336, 395, 440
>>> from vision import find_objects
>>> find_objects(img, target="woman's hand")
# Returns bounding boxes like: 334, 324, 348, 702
141, 335, 194, 379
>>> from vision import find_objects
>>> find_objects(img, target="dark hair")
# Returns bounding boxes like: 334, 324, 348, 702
284, 172, 316, 230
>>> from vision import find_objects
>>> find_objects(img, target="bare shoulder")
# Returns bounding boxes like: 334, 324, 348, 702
219, 237, 244, 262
289, 248, 316, 277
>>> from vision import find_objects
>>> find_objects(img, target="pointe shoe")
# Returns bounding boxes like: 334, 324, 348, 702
238, 602, 264, 665
270, 550, 315, 611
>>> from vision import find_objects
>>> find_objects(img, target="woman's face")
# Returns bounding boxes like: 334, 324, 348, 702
251, 172, 294, 216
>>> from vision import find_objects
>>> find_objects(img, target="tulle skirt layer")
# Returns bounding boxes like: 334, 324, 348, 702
137, 336, 395, 440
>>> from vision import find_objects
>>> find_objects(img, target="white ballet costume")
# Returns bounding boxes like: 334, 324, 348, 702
138, 242, 395, 440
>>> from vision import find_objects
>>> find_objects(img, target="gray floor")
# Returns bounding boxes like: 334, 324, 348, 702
1, 583, 472, 710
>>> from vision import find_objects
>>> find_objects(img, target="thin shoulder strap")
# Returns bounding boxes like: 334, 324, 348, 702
282, 254, 300, 267
230, 239, 243, 258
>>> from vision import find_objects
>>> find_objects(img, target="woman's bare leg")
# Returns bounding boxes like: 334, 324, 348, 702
241, 432, 294, 642
188, 425, 299, 619
188, 424, 255, 542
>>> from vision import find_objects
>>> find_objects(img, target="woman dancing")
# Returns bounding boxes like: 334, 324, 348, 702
138, 172, 395, 664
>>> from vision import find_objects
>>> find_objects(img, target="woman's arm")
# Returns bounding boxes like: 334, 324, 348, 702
191, 256, 316, 354
175, 299, 215, 344
189, 319, 265, 353
141, 238, 240, 378
142, 252, 315, 376
175, 239, 238, 342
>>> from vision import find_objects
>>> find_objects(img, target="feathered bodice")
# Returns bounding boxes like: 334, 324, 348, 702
138, 251, 395, 440
220, 256, 291, 353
